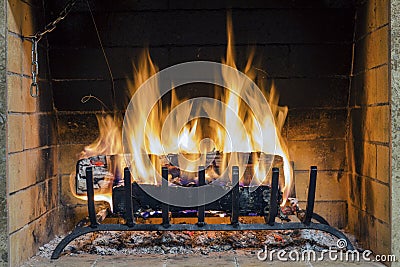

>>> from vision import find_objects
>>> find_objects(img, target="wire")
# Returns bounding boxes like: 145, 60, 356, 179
81, 94, 111, 111
86, 0, 117, 111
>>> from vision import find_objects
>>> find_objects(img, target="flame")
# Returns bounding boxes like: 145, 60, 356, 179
80, 114, 123, 158
69, 170, 113, 208
73, 14, 293, 206
74, 114, 124, 209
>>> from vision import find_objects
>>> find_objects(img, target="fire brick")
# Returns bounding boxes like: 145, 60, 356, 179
8, 152, 27, 193
6, 34, 21, 74
7, 114, 23, 153
366, 105, 390, 143
8, 177, 58, 234
294, 171, 347, 202
361, 141, 377, 179
287, 109, 347, 141
362, 178, 390, 223
23, 114, 39, 150
7, 75, 36, 113
354, 26, 389, 73
377, 144, 390, 184
7, 0, 36, 37
9, 207, 64, 266
288, 140, 346, 171
375, 64, 389, 104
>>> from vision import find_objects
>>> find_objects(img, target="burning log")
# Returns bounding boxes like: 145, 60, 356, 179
75, 155, 111, 195
75, 152, 286, 194
112, 182, 283, 218
76, 208, 109, 228
75, 152, 288, 221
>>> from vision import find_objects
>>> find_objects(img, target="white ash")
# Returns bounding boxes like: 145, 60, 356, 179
36, 229, 360, 259
36, 236, 65, 259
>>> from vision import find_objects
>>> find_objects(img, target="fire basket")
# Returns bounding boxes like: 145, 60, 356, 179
51, 162, 354, 259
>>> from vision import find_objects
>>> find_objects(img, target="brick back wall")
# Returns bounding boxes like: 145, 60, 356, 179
46, 1, 355, 227
347, 0, 390, 256
6, 0, 66, 265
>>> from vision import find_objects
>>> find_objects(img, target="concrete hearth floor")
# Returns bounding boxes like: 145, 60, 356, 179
22, 250, 386, 267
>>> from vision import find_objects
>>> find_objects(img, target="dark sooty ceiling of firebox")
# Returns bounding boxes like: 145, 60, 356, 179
44, 0, 356, 112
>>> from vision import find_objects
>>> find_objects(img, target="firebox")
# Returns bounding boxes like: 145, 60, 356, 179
4, 0, 397, 266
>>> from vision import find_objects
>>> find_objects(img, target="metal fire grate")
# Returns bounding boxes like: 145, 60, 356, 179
51, 162, 354, 259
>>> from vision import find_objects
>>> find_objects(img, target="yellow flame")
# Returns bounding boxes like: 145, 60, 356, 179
80, 114, 123, 158
69, 172, 114, 209
73, 14, 293, 206
76, 114, 124, 209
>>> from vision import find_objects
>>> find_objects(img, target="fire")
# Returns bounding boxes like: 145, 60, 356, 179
74, 14, 293, 206
71, 114, 124, 208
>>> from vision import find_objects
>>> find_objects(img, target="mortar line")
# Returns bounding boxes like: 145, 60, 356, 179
352, 63, 389, 77
287, 137, 347, 142
347, 138, 389, 146
49, 42, 354, 50
6, 71, 31, 79
50, 75, 350, 81
297, 200, 346, 203
350, 102, 391, 107
349, 173, 390, 187
52, 78, 124, 82
293, 169, 346, 172
7, 111, 55, 115
68, 6, 357, 13
55, 110, 123, 115
20, 0, 41, 8
8, 174, 59, 196
8, 144, 58, 155
8, 206, 61, 236
349, 203, 390, 225
6, 30, 47, 49
355, 23, 390, 42
289, 107, 351, 111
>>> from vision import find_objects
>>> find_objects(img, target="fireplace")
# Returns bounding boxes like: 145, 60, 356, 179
3, 0, 397, 266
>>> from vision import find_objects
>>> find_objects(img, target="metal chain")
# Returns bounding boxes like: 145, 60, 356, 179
28, 0, 79, 40
27, 0, 79, 97
30, 38, 39, 97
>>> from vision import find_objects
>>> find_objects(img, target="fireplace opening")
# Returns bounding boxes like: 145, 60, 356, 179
5, 0, 393, 266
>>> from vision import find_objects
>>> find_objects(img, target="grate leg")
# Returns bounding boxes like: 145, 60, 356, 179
124, 167, 135, 227
197, 166, 206, 226
85, 167, 98, 228
303, 166, 317, 225
231, 166, 239, 226
161, 167, 170, 227
267, 167, 279, 226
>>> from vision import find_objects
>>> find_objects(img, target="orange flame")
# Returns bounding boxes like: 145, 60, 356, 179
73, 14, 293, 206
73, 114, 124, 209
